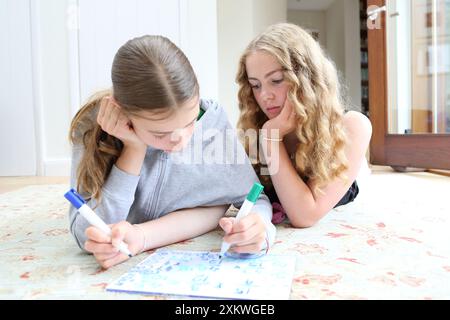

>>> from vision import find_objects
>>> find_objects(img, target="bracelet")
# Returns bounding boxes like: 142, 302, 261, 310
262, 137, 283, 142
134, 224, 147, 254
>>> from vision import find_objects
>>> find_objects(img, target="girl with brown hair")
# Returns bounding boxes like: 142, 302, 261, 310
69, 35, 275, 269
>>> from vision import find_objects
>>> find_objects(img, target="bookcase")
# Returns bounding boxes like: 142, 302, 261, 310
360, 0, 369, 117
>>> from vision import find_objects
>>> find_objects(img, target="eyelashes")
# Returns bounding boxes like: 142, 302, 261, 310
249, 79, 284, 89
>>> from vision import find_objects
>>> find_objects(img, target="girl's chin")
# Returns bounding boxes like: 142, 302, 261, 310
265, 108, 282, 118
265, 113, 278, 120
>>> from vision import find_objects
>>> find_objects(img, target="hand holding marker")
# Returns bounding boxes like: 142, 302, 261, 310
219, 183, 264, 259
64, 189, 133, 258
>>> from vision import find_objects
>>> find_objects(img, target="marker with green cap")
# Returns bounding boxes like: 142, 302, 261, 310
219, 182, 264, 259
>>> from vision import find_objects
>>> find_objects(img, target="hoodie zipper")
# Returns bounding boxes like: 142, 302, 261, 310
148, 151, 168, 218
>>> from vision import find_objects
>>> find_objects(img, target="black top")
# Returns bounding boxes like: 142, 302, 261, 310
265, 180, 359, 209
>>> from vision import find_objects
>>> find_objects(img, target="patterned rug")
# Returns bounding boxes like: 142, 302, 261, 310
0, 171, 449, 299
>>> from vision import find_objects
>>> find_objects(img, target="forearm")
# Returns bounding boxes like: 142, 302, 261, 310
252, 200, 277, 247
262, 141, 318, 226
69, 145, 141, 249
116, 144, 147, 176
136, 205, 229, 251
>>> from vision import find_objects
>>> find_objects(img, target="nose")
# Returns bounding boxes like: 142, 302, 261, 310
169, 128, 187, 146
260, 87, 275, 102
167, 129, 189, 152
169, 134, 182, 145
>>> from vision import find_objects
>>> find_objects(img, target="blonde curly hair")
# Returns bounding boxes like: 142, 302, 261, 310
237, 23, 349, 194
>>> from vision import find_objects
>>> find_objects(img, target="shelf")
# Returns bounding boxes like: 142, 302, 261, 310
360, 0, 369, 118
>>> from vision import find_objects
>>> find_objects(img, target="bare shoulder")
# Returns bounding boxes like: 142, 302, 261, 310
343, 111, 372, 143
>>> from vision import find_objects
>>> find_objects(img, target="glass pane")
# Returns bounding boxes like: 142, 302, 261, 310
387, 0, 450, 134
437, 0, 450, 133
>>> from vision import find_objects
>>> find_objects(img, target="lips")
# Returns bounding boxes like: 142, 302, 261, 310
266, 106, 281, 114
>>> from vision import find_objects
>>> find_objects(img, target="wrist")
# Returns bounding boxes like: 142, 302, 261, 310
260, 127, 285, 141
123, 141, 147, 153
133, 224, 147, 254
116, 143, 147, 176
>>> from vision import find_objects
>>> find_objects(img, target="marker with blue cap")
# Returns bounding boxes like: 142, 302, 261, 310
64, 188, 133, 258
219, 183, 264, 259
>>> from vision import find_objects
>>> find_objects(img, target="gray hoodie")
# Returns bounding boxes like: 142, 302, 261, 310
69, 99, 276, 251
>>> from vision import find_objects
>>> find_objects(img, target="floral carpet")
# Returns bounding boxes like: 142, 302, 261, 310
0, 170, 449, 299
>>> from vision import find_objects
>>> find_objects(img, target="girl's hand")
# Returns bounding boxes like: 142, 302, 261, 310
97, 96, 146, 149
262, 99, 297, 139
219, 213, 267, 254
84, 221, 145, 269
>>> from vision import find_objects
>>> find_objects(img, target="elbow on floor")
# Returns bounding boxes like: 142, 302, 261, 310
290, 218, 318, 229
285, 208, 320, 229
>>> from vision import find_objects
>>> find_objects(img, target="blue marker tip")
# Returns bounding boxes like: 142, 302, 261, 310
64, 189, 86, 209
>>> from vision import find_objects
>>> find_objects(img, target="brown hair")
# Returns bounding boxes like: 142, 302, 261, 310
237, 23, 349, 194
69, 35, 199, 203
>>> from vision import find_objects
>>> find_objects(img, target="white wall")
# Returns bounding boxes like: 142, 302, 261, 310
325, 0, 345, 77
34, 0, 72, 175
217, 0, 253, 128
287, 10, 327, 47
0, 0, 37, 176
1, 0, 220, 177
325, 0, 361, 111
1, 0, 364, 177
217, 0, 287, 127
252, 0, 287, 35
77, 0, 218, 104
287, 1, 362, 112
180, 0, 218, 101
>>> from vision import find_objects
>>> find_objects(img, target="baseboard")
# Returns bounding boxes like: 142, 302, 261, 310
43, 158, 71, 176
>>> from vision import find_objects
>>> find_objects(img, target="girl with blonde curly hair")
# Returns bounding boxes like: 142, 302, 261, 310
237, 23, 372, 228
